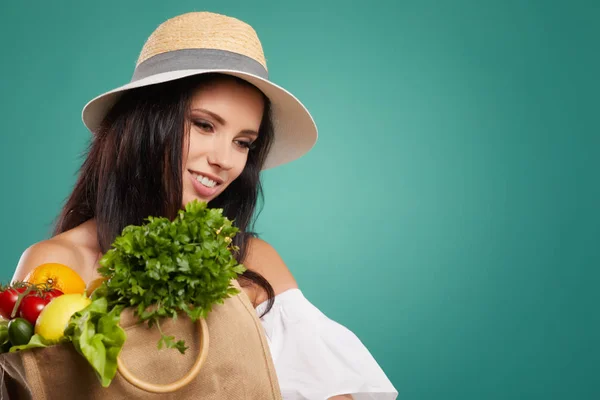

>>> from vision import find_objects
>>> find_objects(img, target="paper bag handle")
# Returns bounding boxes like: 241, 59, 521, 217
116, 318, 209, 393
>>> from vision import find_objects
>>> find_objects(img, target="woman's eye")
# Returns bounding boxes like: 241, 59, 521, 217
235, 140, 255, 150
194, 120, 213, 132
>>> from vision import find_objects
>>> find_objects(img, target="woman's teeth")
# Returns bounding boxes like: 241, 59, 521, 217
193, 173, 217, 188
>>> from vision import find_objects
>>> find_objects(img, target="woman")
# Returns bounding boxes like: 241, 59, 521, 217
12, 11, 397, 400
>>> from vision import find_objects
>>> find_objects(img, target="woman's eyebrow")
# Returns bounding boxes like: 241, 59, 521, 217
192, 108, 226, 125
191, 107, 259, 137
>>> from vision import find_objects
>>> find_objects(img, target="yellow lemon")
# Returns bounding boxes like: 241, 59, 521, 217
35, 294, 91, 341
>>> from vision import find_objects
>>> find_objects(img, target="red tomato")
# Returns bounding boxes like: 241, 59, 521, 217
43, 289, 63, 300
0, 287, 27, 319
19, 294, 51, 325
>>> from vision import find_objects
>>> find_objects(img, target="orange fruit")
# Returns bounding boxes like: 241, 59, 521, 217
25, 263, 86, 294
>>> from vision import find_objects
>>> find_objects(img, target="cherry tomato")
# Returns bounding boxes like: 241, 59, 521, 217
0, 287, 27, 319
19, 294, 51, 325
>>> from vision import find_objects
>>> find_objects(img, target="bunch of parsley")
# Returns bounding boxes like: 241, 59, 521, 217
95, 199, 246, 354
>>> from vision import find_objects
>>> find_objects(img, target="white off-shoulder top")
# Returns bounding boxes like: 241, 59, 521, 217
256, 289, 398, 400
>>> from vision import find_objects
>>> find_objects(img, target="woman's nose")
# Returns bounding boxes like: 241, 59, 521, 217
207, 136, 234, 170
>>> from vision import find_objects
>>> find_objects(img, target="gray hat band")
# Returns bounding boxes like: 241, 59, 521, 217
131, 48, 269, 82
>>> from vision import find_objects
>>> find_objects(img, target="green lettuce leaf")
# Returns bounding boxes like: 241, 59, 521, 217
64, 297, 126, 387
8, 334, 58, 352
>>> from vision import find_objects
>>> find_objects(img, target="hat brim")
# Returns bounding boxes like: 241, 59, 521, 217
81, 69, 318, 170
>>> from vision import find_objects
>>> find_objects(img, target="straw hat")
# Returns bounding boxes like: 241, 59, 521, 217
81, 11, 317, 170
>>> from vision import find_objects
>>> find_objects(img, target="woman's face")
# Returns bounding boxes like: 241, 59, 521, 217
182, 78, 265, 206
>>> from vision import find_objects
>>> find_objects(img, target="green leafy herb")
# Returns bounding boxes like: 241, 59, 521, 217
97, 200, 246, 352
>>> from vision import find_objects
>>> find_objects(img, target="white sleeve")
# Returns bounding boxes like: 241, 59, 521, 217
256, 289, 398, 400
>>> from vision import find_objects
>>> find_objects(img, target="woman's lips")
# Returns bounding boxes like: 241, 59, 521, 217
189, 171, 220, 198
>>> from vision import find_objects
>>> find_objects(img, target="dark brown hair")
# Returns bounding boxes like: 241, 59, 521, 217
53, 73, 275, 314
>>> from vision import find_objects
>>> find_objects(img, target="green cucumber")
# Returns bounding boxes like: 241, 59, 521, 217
8, 317, 33, 346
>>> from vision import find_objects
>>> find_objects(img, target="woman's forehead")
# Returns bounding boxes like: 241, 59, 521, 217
190, 80, 264, 113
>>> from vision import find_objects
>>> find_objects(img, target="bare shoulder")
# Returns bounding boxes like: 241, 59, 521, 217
12, 238, 86, 283
242, 237, 298, 306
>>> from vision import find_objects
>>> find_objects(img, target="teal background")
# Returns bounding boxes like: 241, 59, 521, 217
1, 0, 598, 398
